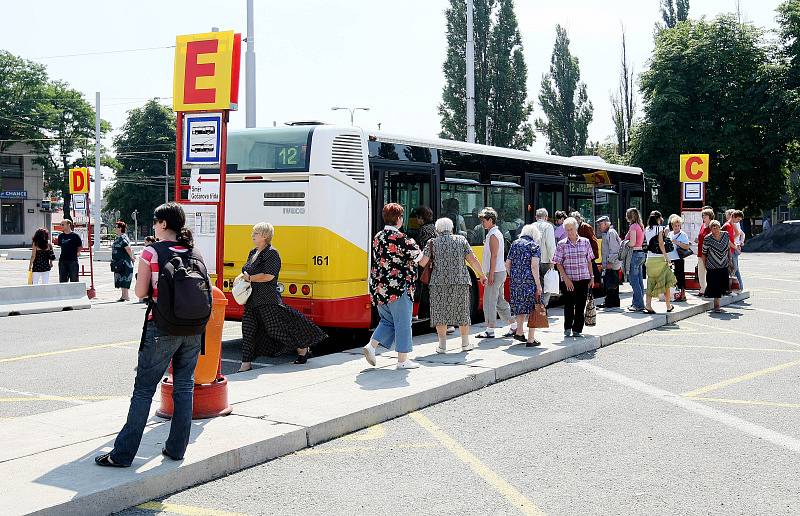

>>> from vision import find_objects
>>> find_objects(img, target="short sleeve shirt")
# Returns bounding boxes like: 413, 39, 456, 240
57, 232, 82, 261
507, 236, 541, 284
553, 236, 595, 281
625, 223, 644, 249
667, 230, 689, 261
242, 246, 282, 306
424, 234, 473, 286
369, 227, 420, 305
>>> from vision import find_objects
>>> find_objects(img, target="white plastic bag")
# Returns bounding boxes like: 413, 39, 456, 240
231, 276, 252, 305
543, 269, 560, 294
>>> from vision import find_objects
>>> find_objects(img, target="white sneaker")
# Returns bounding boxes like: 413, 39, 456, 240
396, 360, 420, 370
436, 343, 447, 354
462, 342, 474, 351
362, 343, 377, 366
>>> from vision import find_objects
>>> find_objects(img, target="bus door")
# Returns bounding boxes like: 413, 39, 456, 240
526, 174, 566, 222
620, 182, 645, 227
372, 163, 436, 241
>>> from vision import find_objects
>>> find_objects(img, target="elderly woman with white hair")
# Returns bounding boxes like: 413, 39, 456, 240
505, 224, 544, 346
419, 217, 485, 353
552, 216, 596, 338
238, 222, 327, 371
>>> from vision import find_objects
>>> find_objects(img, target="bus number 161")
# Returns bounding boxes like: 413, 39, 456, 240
312, 255, 329, 266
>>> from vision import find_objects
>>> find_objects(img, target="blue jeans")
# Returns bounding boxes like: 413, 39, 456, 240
629, 251, 646, 309
372, 293, 413, 353
732, 249, 743, 289
110, 322, 201, 466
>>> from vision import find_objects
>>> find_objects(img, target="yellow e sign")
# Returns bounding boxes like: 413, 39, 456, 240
680, 154, 709, 182
69, 167, 89, 194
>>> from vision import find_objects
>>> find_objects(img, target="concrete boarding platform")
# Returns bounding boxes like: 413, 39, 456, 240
0, 289, 749, 515
0, 282, 91, 317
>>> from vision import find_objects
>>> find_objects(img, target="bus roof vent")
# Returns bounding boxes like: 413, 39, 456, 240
331, 133, 365, 183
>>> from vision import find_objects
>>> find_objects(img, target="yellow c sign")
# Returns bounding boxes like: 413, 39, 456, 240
69, 167, 89, 194
680, 154, 709, 182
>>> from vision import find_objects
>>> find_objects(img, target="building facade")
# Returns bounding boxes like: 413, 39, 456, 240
0, 143, 50, 248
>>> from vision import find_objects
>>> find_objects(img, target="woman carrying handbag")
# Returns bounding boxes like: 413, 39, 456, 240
506, 224, 544, 346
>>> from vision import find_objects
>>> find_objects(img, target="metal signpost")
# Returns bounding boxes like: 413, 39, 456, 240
159, 29, 242, 420
68, 167, 96, 299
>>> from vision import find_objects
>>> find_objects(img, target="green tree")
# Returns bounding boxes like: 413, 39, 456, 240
439, 0, 494, 144
610, 28, 636, 157
438, 0, 533, 149
630, 15, 788, 216
487, 0, 534, 149
659, 0, 690, 29
778, 0, 800, 208
104, 99, 176, 231
0, 51, 50, 154
536, 25, 593, 156
37, 82, 110, 217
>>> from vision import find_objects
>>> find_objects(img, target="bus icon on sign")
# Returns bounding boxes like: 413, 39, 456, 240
191, 143, 215, 153
191, 125, 216, 136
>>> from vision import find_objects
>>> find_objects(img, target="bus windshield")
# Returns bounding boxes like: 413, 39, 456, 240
227, 127, 312, 172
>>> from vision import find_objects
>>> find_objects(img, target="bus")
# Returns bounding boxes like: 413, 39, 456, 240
216, 124, 646, 326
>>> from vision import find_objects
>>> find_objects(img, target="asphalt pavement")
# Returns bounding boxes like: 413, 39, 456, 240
110, 252, 800, 516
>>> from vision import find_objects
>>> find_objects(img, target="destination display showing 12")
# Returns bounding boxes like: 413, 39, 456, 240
274, 144, 306, 169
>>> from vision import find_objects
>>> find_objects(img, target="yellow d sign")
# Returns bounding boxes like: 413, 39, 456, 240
69, 167, 89, 194
680, 154, 709, 182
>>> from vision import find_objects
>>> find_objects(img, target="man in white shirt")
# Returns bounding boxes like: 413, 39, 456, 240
533, 208, 556, 307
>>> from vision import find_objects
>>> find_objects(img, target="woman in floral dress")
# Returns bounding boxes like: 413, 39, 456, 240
506, 224, 543, 346
362, 203, 422, 370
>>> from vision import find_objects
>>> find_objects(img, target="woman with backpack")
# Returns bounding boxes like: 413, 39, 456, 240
97, 202, 210, 468
238, 222, 327, 372
643, 211, 676, 314
28, 227, 55, 284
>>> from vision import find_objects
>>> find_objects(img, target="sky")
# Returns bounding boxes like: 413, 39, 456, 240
2, 0, 786, 157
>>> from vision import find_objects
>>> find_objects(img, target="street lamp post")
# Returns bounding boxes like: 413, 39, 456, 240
331, 106, 370, 126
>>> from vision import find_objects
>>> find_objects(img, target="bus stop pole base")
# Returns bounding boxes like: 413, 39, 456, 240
156, 376, 232, 420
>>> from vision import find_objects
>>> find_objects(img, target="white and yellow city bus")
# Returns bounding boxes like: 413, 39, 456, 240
219, 124, 646, 327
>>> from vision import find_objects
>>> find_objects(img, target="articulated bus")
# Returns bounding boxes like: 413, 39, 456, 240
216, 124, 645, 326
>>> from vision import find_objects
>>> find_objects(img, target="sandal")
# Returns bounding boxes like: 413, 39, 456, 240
95, 453, 127, 468
293, 349, 312, 365
503, 329, 517, 337
526, 340, 542, 347
475, 331, 496, 339
512, 334, 527, 343
644, 309, 656, 314
666, 306, 674, 313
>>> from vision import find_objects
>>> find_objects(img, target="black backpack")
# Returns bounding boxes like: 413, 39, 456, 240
646, 227, 674, 254
148, 241, 212, 336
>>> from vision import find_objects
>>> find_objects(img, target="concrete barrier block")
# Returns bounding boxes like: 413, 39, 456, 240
0, 282, 90, 317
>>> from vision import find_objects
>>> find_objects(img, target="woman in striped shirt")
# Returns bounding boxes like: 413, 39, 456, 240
701, 220, 736, 313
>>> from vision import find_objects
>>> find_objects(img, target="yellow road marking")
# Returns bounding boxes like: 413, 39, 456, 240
0, 395, 121, 402
137, 501, 248, 516
343, 423, 387, 441
690, 397, 800, 409
683, 321, 800, 349
409, 411, 544, 516
0, 341, 137, 364
682, 358, 800, 397
621, 342, 800, 353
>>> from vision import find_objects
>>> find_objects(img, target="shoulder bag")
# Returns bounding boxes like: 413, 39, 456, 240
527, 303, 549, 328
584, 291, 597, 326
420, 240, 434, 285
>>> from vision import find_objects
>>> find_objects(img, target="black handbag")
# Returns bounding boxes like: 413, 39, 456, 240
676, 245, 694, 259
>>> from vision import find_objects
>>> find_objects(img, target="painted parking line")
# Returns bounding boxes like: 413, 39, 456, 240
136, 501, 248, 516
572, 359, 800, 454
410, 411, 545, 516
729, 304, 800, 319
690, 397, 800, 409
682, 358, 800, 398
620, 342, 800, 353
683, 321, 800, 349
343, 423, 386, 441
0, 341, 138, 364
